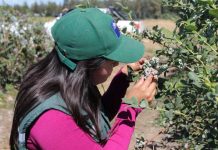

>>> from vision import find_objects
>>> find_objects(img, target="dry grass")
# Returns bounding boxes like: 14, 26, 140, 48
144, 19, 176, 31
142, 19, 176, 54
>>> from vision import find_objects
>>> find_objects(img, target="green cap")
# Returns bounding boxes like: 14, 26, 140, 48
51, 8, 144, 70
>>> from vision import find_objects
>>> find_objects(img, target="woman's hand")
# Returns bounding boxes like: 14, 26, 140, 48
121, 58, 145, 76
125, 75, 157, 103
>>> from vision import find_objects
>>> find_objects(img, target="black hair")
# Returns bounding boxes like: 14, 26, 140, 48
10, 48, 107, 149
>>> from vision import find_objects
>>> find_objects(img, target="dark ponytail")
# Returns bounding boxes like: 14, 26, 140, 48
10, 48, 107, 149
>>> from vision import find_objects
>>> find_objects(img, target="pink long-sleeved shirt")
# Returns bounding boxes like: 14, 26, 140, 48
27, 71, 142, 150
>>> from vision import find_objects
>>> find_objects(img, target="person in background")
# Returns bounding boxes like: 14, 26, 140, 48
10, 8, 157, 150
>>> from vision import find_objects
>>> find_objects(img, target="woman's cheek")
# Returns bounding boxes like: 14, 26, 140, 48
100, 68, 112, 81
91, 68, 110, 85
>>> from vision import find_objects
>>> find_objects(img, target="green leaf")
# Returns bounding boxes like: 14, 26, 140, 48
127, 65, 133, 74
188, 72, 202, 87
139, 99, 149, 108
215, 85, 218, 94
127, 65, 134, 82
197, 55, 202, 59
205, 92, 215, 101
122, 96, 140, 108
165, 109, 174, 121
209, 9, 218, 18
200, 36, 207, 42
165, 103, 174, 109
184, 22, 197, 32
198, 0, 213, 6
214, 19, 218, 25
175, 96, 184, 108
188, 72, 198, 81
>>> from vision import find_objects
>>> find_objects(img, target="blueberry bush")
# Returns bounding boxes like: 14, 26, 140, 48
0, 8, 53, 90
133, 0, 218, 149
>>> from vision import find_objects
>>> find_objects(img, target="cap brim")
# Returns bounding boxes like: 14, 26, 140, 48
103, 35, 145, 63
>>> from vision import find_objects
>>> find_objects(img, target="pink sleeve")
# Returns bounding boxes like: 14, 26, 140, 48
27, 104, 142, 150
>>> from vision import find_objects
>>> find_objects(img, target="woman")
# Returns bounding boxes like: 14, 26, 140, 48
10, 8, 157, 150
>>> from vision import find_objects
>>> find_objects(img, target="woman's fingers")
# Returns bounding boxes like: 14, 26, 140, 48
134, 76, 145, 87
131, 62, 142, 70
128, 58, 145, 71
148, 81, 157, 92
146, 88, 157, 101
122, 57, 149, 75
144, 81, 156, 99
152, 89, 157, 98
135, 75, 152, 87
126, 75, 158, 103
138, 58, 145, 65
142, 75, 157, 101
135, 76, 156, 90
143, 75, 153, 88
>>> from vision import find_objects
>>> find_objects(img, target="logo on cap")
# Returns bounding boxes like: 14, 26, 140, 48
111, 21, 120, 38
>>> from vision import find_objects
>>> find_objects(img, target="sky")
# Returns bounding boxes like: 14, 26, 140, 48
0, 0, 64, 6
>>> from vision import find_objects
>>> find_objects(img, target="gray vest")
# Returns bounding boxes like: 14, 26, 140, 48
18, 94, 111, 150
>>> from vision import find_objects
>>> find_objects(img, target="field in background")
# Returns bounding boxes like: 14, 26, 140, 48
142, 19, 176, 55
28, 16, 54, 23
